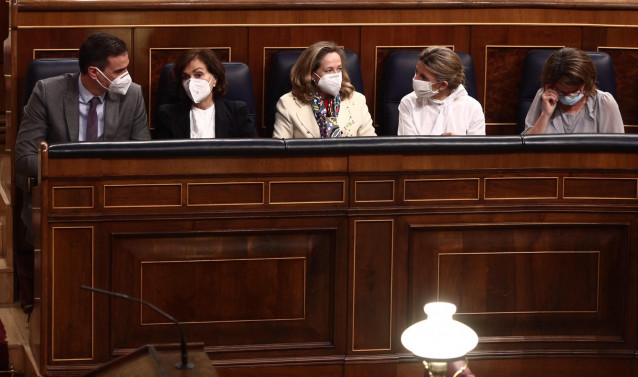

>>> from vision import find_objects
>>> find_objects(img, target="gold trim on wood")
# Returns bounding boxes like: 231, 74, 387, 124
483, 177, 559, 200
51, 226, 94, 361
139, 257, 307, 325
437, 250, 600, 315
103, 183, 183, 208
352, 219, 394, 352
32, 48, 78, 60
404, 178, 480, 202
562, 177, 638, 200
483, 45, 564, 117
268, 180, 346, 205
354, 180, 395, 203
18, 22, 638, 30
52, 186, 94, 209
186, 181, 265, 206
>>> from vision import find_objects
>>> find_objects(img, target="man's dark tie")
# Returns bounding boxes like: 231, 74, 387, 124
86, 96, 100, 142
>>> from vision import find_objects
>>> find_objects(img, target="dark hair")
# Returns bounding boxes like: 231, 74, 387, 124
78, 32, 128, 74
172, 49, 227, 102
541, 47, 597, 96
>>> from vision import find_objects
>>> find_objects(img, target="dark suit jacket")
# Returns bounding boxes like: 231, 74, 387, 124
154, 97, 258, 139
15, 71, 150, 246
15, 72, 151, 191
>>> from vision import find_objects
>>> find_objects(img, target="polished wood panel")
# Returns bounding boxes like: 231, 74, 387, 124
404, 178, 479, 201
103, 184, 182, 207
52, 226, 93, 360
352, 219, 394, 352
52, 186, 93, 209
34, 144, 638, 376
187, 182, 264, 206
408, 221, 628, 340
484, 177, 557, 199
563, 177, 638, 199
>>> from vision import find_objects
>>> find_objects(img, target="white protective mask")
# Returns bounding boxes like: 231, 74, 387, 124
314, 71, 342, 97
412, 78, 439, 98
183, 77, 214, 104
96, 69, 132, 96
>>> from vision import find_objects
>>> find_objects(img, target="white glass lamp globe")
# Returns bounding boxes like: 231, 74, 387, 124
401, 302, 478, 360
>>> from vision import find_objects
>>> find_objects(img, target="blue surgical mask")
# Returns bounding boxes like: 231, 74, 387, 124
558, 92, 584, 106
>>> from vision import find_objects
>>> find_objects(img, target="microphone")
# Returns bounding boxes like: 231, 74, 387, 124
81, 285, 194, 369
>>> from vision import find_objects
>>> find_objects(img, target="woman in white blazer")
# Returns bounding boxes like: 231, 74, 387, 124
273, 41, 376, 138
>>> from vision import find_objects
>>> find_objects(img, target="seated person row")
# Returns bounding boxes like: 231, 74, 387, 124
271, 42, 485, 138
524, 47, 624, 134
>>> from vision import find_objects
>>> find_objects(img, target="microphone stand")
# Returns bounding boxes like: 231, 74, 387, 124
81, 285, 195, 369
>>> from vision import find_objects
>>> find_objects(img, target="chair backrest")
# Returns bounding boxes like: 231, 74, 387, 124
23, 58, 80, 107
516, 49, 617, 134
264, 49, 364, 137
156, 61, 257, 127
377, 50, 478, 136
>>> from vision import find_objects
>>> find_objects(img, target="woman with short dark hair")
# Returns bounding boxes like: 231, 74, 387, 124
524, 47, 624, 134
155, 49, 257, 139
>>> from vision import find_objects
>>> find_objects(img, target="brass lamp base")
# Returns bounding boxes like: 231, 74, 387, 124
423, 358, 469, 377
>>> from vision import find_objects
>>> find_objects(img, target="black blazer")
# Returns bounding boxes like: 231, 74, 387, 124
154, 97, 258, 139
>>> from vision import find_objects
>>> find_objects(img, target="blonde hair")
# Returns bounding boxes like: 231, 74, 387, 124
290, 41, 355, 104
418, 46, 465, 91
541, 47, 597, 96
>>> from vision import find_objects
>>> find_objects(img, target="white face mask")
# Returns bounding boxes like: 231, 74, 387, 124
314, 71, 342, 97
183, 77, 214, 104
412, 78, 439, 98
96, 69, 132, 96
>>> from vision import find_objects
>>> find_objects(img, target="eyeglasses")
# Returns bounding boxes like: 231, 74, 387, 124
550, 87, 583, 96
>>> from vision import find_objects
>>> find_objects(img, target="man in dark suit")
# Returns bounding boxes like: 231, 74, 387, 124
14, 32, 151, 311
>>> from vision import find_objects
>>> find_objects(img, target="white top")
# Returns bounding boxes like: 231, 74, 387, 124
77, 75, 106, 141
398, 84, 485, 136
524, 88, 625, 134
190, 104, 216, 138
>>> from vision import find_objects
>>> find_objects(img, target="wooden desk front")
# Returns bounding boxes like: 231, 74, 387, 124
34, 137, 638, 377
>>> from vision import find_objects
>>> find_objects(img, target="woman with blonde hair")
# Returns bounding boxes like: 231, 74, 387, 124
398, 46, 485, 135
524, 47, 623, 134
273, 41, 376, 138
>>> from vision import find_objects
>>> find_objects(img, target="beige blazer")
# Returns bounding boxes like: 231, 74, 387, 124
273, 91, 376, 138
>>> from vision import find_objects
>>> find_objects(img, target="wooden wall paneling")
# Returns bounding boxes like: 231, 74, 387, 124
359, 26, 471, 129
14, 28, 131, 131
108, 216, 348, 361
586, 27, 638, 133
470, 26, 581, 135
247, 26, 360, 134
133, 27, 249, 131
350, 219, 394, 353
50, 226, 94, 361
467, 358, 633, 377
406, 213, 631, 351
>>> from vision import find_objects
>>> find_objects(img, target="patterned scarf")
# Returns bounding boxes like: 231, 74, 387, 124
311, 93, 341, 137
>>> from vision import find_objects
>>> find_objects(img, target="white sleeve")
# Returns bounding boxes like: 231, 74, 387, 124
398, 94, 418, 136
